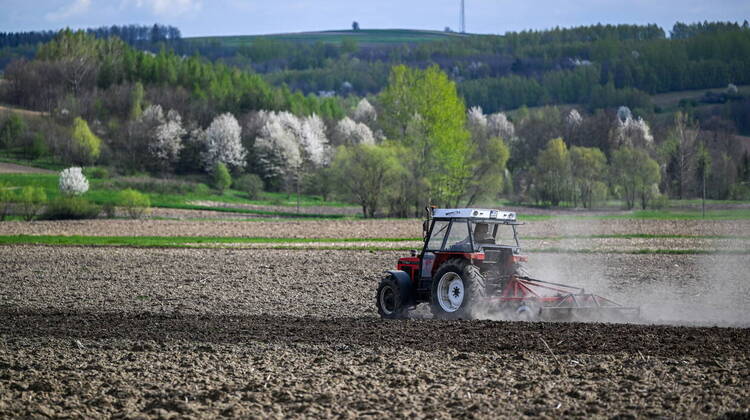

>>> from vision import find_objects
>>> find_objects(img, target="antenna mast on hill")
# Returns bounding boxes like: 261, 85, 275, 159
459, 0, 466, 33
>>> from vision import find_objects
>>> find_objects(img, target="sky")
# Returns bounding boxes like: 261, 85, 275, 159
1, 0, 749, 37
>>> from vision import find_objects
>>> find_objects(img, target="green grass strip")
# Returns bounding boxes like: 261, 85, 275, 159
0, 235, 747, 255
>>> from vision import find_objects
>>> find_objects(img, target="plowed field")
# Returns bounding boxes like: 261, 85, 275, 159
1, 246, 748, 418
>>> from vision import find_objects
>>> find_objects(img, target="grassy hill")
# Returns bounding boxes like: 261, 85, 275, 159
186, 29, 466, 47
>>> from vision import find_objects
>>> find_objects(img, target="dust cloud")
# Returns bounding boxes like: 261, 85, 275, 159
520, 250, 750, 328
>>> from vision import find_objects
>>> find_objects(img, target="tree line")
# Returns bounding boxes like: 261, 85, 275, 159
2, 30, 750, 217
2, 30, 345, 122
0, 24, 181, 49
201, 22, 750, 114
2, 22, 749, 117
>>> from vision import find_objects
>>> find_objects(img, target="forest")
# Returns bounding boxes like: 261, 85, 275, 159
1, 23, 749, 218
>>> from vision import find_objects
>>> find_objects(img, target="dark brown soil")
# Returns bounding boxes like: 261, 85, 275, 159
1, 247, 748, 418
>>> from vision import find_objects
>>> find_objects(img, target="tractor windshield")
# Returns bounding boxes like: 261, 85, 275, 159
470, 221, 518, 248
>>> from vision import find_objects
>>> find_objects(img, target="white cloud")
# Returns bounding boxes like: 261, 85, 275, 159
130, 0, 202, 17
45, 0, 92, 21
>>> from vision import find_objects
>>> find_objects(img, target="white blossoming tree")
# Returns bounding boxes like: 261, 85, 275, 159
617, 106, 632, 123
254, 111, 331, 191
253, 111, 332, 210
140, 104, 164, 127
59, 167, 89, 196
201, 113, 247, 172
352, 98, 377, 125
255, 115, 302, 182
467, 106, 516, 143
334, 117, 375, 145
566, 109, 583, 127
614, 115, 654, 150
128, 105, 186, 173
149, 109, 185, 172
487, 112, 515, 142
467, 106, 488, 139
299, 114, 330, 166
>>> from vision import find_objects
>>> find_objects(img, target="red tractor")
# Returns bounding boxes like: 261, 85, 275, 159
376, 208, 638, 321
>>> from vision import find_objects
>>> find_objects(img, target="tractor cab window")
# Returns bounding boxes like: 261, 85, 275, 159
470, 221, 518, 248
427, 220, 449, 250
494, 223, 518, 246
443, 220, 471, 252
474, 222, 496, 245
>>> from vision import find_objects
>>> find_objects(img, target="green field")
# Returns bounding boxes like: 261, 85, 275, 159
2, 171, 750, 220
0, 172, 353, 219
186, 29, 465, 46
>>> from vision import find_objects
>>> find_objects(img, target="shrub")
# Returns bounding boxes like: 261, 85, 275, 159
43, 196, 101, 220
117, 189, 150, 219
234, 174, 264, 199
17, 186, 47, 221
194, 183, 210, 195
102, 202, 116, 218
71, 117, 101, 164
0, 182, 13, 221
83, 166, 110, 179
59, 167, 89, 196
729, 183, 750, 200
213, 163, 232, 193
648, 192, 670, 209
0, 114, 26, 149
25, 133, 49, 160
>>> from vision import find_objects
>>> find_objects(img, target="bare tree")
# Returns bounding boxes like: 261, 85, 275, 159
662, 112, 698, 199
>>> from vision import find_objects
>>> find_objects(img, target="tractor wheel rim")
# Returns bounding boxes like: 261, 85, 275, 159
379, 285, 395, 315
437, 272, 464, 313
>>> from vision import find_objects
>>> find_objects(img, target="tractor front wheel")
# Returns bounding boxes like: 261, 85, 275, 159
430, 258, 486, 320
376, 275, 407, 319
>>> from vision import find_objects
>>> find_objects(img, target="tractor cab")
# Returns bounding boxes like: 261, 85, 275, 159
414, 208, 525, 287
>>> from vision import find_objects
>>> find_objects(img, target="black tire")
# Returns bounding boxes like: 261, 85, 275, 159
430, 258, 486, 320
376, 275, 406, 319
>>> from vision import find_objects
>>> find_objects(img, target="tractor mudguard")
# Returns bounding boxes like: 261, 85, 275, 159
385, 270, 415, 306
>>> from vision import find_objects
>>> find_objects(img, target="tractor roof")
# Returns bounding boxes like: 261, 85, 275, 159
431, 208, 517, 221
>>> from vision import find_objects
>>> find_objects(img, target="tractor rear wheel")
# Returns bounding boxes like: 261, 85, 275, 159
376, 275, 407, 319
430, 258, 486, 320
